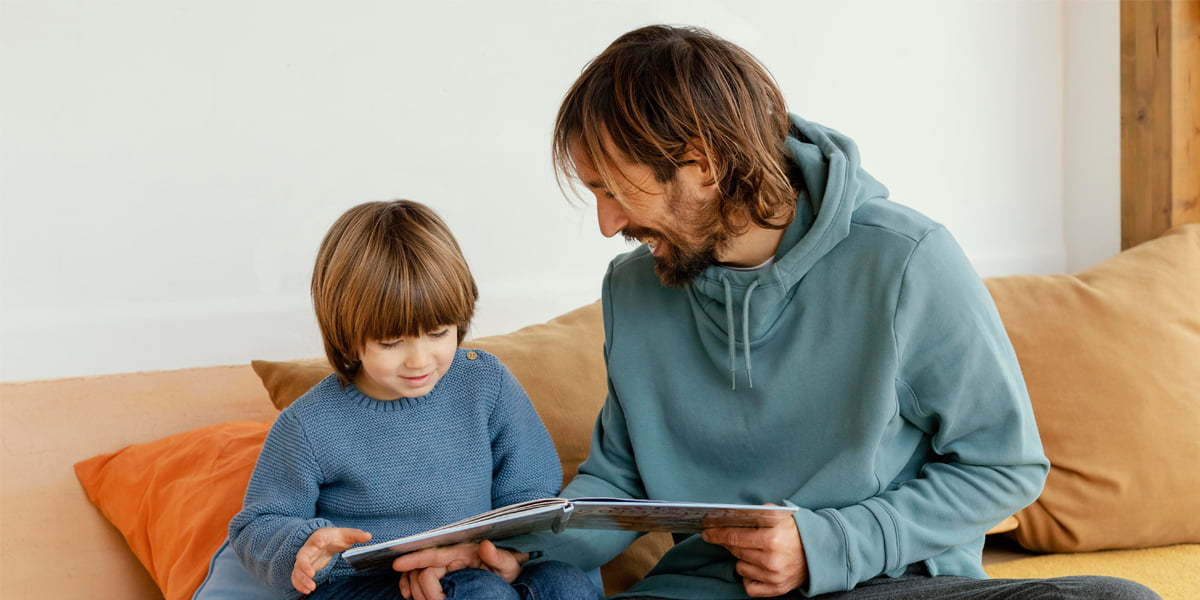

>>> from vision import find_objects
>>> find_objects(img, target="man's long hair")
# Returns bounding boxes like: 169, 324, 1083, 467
553, 25, 796, 236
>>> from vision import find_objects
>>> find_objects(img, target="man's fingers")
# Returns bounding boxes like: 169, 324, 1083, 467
743, 577, 791, 598
724, 545, 772, 567
703, 525, 766, 549
735, 557, 784, 585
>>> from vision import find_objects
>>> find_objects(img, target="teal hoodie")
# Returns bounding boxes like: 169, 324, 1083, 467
511, 115, 1048, 599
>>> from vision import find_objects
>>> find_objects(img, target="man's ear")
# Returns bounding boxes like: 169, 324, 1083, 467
680, 142, 717, 187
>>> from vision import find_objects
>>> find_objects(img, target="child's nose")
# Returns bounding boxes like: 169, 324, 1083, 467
402, 342, 432, 369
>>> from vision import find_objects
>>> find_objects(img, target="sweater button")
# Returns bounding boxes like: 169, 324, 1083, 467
466, 351, 478, 360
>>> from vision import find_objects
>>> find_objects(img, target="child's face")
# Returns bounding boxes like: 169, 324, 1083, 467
354, 325, 459, 400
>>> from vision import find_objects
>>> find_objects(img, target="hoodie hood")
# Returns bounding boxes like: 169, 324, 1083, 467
689, 114, 890, 388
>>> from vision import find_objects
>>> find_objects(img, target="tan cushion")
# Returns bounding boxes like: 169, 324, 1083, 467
984, 224, 1200, 552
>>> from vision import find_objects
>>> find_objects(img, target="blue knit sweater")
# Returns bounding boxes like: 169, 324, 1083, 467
228, 348, 562, 598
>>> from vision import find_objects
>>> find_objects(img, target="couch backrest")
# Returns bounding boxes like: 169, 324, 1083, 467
0, 366, 278, 599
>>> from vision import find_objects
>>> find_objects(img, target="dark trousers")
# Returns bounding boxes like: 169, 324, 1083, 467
621, 564, 1160, 600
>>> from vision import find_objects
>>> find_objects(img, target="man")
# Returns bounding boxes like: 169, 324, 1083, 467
394, 25, 1159, 600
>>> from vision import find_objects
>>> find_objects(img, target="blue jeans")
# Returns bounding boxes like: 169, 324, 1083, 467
447, 560, 599, 600
306, 560, 598, 600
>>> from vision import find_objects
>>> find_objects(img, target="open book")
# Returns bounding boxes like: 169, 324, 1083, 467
342, 497, 797, 571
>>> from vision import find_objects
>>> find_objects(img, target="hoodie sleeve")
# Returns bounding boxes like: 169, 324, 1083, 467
795, 226, 1049, 595
228, 410, 336, 595
496, 267, 645, 569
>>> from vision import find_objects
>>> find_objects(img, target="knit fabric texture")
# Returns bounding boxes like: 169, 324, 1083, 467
228, 348, 562, 598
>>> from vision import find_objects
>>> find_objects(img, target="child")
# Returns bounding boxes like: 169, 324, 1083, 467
228, 200, 597, 600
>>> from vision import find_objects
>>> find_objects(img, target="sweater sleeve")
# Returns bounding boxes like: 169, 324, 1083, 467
796, 226, 1050, 595
488, 365, 563, 507
228, 410, 336, 594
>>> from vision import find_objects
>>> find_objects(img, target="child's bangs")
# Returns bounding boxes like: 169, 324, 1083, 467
358, 261, 474, 343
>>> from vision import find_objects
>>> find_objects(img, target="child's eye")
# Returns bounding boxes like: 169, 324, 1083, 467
429, 328, 451, 339
378, 339, 402, 348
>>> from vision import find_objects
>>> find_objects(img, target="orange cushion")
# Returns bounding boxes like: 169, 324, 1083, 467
74, 420, 271, 600
984, 224, 1200, 552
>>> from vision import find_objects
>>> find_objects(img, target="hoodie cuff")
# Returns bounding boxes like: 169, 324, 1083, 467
794, 503, 890, 596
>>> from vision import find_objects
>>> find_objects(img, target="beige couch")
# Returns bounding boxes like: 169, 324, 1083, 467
3, 225, 1198, 600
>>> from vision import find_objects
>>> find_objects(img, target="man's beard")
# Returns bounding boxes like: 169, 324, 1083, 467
622, 187, 729, 288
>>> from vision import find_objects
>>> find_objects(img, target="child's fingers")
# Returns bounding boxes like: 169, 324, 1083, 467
291, 562, 316, 594
320, 527, 373, 554
393, 543, 480, 572
478, 540, 521, 581
416, 567, 447, 600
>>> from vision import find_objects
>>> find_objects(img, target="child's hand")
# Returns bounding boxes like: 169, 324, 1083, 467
394, 540, 526, 600
478, 540, 524, 582
292, 527, 372, 594
399, 565, 448, 600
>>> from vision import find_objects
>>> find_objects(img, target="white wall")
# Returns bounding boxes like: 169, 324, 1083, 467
1063, 0, 1121, 272
0, 0, 1117, 382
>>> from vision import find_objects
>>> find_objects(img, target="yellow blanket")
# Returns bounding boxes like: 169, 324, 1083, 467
985, 544, 1198, 600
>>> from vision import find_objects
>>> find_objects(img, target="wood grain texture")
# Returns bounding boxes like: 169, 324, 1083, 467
1121, 0, 1200, 249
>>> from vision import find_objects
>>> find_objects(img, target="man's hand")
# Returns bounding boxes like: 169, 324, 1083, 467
292, 526, 372, 594
701, 507, 808, 597
394, 540, 526, 600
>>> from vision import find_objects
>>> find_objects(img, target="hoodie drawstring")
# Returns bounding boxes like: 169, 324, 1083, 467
723, 279, 736, 390
742, 280, 759, 389
721, 278, 759, 390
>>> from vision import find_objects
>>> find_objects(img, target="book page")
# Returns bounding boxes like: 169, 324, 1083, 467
342, 497, 796, 572
342, 499, 569, 571
566, 498, 796, 533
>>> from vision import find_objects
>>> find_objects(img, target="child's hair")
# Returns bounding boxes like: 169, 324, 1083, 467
311, 200, 478, 384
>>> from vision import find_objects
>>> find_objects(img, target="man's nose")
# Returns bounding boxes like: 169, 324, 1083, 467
596, 195, 629, 238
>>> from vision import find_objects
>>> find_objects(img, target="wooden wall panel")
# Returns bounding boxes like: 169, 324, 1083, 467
1120, 0, 1200, 249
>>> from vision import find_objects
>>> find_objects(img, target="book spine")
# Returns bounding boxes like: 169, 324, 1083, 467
551, 503, 574, 533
